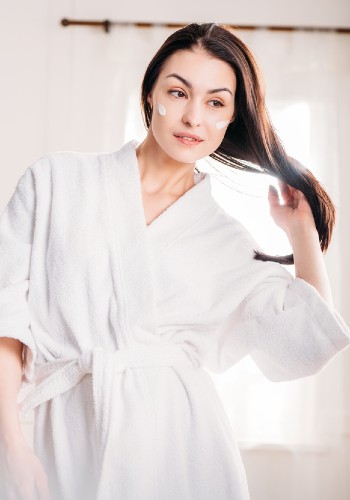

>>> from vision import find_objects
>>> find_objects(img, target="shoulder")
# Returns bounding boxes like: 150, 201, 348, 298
27, 150, 102, 174
22, 150, 117, 193
26, 140, 135, 177
16, 150, 112, 205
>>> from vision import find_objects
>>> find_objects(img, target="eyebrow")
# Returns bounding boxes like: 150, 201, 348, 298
165, 73, 234, 97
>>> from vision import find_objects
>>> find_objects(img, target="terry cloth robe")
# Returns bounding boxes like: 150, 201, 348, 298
0, 139, 349, 500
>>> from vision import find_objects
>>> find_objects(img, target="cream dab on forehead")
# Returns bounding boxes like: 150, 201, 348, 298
216, 120, 230, 130
156, 103, 166, 116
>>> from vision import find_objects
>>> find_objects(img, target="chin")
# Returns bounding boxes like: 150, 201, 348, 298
171, 149, 204, 164
156, 137, 210, 164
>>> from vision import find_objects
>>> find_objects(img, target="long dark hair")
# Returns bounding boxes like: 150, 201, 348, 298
140, 22, 335, 265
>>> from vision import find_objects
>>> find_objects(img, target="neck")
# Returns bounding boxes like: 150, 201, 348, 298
135, 132, 196, 196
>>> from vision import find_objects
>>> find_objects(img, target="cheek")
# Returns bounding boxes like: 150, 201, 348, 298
215, 119, 230, 130
205, 111, 231, 132
152, 101, 183, 130
156, 103, 166, 116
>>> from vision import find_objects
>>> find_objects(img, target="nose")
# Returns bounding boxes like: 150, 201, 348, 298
182, 100, 202, 127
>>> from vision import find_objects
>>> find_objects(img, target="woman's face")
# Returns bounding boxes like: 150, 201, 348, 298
147, 48, 236, 164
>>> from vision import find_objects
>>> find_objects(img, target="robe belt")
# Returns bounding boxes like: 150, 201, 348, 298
18, 343, 201, 498
18, 342, 201, 416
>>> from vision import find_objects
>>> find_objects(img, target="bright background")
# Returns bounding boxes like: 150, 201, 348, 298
1, 2, 350, 499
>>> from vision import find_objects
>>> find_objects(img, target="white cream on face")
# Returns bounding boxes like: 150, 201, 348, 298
156, 103, 166, 116
216, 119, 230, 130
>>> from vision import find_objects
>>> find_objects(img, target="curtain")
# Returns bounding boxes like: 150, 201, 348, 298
53, 24, 350, 447
209, 29, 350, 447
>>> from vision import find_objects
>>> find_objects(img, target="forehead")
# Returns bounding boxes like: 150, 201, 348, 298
158, 48, 236, 89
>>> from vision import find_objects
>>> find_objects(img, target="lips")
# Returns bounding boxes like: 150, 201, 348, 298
174, 135, 203, 146
174, 132, 204, 142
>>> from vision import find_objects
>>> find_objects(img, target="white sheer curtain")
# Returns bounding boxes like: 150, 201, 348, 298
67, 25, 350, 447
208, 29, 349, 447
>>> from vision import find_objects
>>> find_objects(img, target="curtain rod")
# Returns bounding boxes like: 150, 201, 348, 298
60, 18, 350, 34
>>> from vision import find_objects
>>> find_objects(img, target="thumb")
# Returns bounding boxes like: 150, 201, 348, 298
268, 185, 280, 207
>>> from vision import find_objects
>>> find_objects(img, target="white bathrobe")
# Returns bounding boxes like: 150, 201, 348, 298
1, 139, 349, 500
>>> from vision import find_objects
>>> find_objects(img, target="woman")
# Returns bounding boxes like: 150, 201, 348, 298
0, 22, 349, 500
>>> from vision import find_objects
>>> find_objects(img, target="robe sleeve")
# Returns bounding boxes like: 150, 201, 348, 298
0, 165, 38, 384
212, 225, 350, 382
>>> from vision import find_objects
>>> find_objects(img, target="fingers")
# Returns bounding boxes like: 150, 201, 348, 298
6, 484, 37, 500
37, 479, 52, 500
36, 471, 52, 500
278, 180, 295, 203
278, 179, 303, 198
268, 185, 280, 207
19, 486, 37, 500
277, 180, 304, 208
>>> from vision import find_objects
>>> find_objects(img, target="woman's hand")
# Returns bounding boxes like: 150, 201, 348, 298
268, 180, 316, 237
268, 180, 334, 307
0, 439, 51, 500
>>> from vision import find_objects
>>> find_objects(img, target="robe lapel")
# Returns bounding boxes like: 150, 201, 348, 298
104, 139, 217, 343
104, 140, 158, 346
125, 140, 217, 251
146, 170, 217, 254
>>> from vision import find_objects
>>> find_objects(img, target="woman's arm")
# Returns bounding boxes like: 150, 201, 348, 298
0, 338, 52, 500
287, 223, 334, 310
0, 337, 26, 448
268, 181, 334, 309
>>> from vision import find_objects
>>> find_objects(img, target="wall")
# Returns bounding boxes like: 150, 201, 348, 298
71, 0, 350, 28
1, 0, 350, 201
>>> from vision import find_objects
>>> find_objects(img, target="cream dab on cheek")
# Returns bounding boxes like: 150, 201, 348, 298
216, 120, 230, 130
156, 103, 166, 116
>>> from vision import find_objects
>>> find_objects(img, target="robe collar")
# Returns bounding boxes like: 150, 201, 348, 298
108, 139, 218, 252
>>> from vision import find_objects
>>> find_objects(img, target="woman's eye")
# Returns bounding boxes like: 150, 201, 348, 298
168, 91, 223, 107
209, 100, 224, 108
169, 90, 186, 98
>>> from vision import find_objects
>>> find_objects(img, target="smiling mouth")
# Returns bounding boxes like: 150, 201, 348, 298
174, 134, 203, 143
